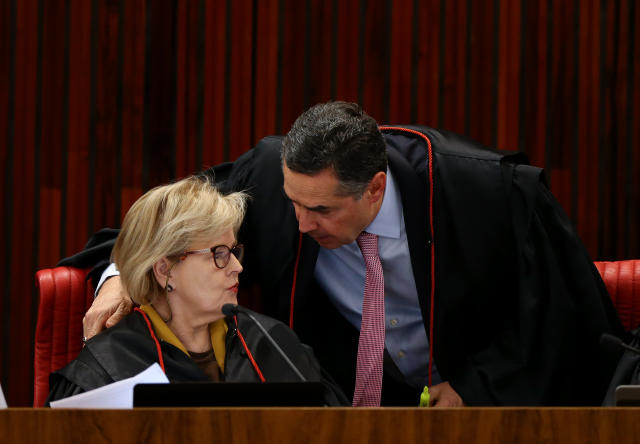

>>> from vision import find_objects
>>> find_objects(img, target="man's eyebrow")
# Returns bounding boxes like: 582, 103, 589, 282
282, 189, 331, 212
306, 204, 330, 212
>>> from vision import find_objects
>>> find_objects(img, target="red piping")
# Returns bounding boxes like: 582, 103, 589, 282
234, 315, 266, 382
134, 307, 166, 373
379, 126, 436, 388
289, 232, 303, 329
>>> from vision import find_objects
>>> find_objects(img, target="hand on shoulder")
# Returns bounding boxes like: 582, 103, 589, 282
82, 276, 133, 339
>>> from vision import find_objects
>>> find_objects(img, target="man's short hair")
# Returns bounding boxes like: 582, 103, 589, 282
112, 175, 246, 305
281, 101, 387, 198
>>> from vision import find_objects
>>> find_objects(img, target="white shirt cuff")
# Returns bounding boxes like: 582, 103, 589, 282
95, 262, 119, 298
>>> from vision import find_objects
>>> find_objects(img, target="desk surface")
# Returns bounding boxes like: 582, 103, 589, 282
2, 407, 640, 443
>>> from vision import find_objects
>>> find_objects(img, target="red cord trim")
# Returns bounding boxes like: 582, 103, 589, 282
379, 126, 435, 387
289, 232, 303, 329
234, 315, 266, 382
134, 307, 166, 374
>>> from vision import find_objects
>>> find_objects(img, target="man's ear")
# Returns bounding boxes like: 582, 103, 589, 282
366, 171, 386, 203
152, 257, 172, 287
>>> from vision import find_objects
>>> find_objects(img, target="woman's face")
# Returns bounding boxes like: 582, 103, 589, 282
169, 229, 242, 325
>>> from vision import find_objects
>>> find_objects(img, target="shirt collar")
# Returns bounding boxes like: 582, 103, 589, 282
364, 168, 402, 239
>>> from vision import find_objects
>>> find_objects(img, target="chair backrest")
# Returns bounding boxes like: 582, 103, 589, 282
594, 260, 640, 332
33, 267, 94, 407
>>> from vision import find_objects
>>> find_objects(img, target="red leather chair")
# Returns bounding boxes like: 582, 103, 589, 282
32, 260, 640, 406
33, 267, 93, 407
594, 260, 640, 332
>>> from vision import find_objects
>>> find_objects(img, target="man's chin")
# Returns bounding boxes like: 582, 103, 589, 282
312, 235, 344, 249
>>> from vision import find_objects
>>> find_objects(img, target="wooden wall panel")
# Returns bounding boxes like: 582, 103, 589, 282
227, 0, 253, 160
519, 0, 549, 170
37, 0, 67, 269
252, 0, 278, 145
307, 0, 334, 106
360, 0, 391, 123
468, 0, 497, 145
120, 0, 145, 218
631, 0, 640, 259
547, 0, 578, 218
616, 0, 640, 253
576, 0, 602, 259
1, 0, 638, 406
65, 0, 92, 253
414, 0, 441, 127
389, 0, 413, 124
6, 0, 39, 407
202, 0, 227, 167
496, 0, 521, 151
279, 0, 305, 134
334, 0, 360, 104
0, 0, 13, 397
93, 0, 122, 231
440, 0, 467, 134
599, 0, 618, 260
144, 0, 176, 190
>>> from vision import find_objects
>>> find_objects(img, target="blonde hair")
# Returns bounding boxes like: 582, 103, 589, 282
112, 175, 247, 305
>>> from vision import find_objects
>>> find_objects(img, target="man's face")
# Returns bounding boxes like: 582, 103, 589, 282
282, 163, 385, 249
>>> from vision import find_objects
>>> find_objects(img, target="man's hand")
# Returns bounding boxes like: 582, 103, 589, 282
429, 381, 464, 407
82, 276, 133, 340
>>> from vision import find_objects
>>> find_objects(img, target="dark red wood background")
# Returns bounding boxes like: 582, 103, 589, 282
1, 0, 638, 406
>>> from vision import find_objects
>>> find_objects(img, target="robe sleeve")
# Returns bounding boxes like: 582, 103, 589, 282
449, 165, 624, 406
45, 352, 114, 406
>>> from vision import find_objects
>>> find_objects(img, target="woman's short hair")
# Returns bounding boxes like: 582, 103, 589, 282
112, 175, 247, 305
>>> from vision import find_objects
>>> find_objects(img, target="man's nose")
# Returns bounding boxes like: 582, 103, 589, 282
296, 207, 316, 233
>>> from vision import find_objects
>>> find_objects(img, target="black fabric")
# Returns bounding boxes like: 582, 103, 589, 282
58, 126, 625, 406
46, 309, 348, 406
602, 328, 640, 406
223, 127, 624, 406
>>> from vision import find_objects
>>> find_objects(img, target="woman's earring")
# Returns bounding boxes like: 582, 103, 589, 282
167, 284, 174, 293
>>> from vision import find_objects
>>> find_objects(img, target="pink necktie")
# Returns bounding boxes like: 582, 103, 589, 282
352, 231, 385, 407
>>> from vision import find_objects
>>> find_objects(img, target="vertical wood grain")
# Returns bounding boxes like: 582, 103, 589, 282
252, 0, 278, 145
201, 0, 227, 168
8, 0, 39, 406
120, 0, 145, 219
389, 0, 413, 123
334, 0, 361, 104
414, 0, 441, 127
440, 0, 467, 134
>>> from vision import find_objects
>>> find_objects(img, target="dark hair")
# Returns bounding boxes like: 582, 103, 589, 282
281, 101, 387, 197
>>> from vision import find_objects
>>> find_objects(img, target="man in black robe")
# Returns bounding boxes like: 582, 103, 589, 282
69, 101, 623, 406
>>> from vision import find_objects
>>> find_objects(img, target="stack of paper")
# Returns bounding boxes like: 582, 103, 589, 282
49, 363, 169, 409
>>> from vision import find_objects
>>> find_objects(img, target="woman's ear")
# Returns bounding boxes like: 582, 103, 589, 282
152, 257, 172, 287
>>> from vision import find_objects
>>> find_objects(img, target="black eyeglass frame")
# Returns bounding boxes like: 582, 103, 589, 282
179, 244, 244, 269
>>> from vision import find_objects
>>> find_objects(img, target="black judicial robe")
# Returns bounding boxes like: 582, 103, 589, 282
46, 308, 348, 406
60, 126, 624, 406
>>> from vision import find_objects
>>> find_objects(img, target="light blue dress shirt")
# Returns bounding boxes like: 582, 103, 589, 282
314, 169, 441, 388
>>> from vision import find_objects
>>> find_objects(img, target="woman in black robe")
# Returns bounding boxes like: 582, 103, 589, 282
47, 175, 346, 406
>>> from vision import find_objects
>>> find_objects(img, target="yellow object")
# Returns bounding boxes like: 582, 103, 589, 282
419, 385, 430, 407
140, 304, 228, 373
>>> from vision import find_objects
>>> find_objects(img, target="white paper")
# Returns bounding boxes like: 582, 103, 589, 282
50, 363, 169, 409
0, 383, 7, 408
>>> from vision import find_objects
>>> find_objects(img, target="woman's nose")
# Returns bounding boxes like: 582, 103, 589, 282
228, 253, 243, 274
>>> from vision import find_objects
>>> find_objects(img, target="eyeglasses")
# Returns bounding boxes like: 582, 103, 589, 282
180, 244, 244, 269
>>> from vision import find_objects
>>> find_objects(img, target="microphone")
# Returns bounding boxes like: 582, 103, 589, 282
222, 304, 307, 381
222, 303, 238, 318
600, 333, 640, 355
